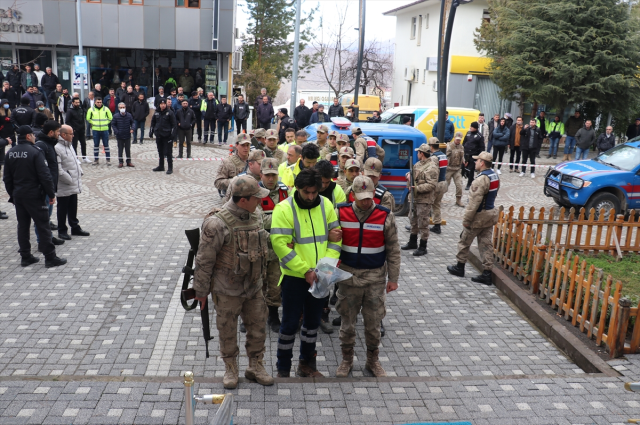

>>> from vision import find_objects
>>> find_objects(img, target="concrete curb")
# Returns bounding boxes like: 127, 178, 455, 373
467, 247, 620, 378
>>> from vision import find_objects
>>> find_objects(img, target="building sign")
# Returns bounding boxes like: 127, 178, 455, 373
426, 57, 438, 71
0, 7, 44, 34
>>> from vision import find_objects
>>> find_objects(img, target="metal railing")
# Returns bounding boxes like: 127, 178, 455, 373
183, 371, 234, 425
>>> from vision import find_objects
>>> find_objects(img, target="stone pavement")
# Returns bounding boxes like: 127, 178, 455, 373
0, 142, 638, 424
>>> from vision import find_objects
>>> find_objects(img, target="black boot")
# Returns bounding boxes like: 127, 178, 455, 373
21, 255, 39, 267
401, 234, 418, 250
239, 320, 246, 333
267, 306, 280, 333
153, 159, 164, 172
430, 224, 441, 234
45, 255, 67, 268
413, 239, 427, 256
471, 270, 493, 286
465, 184, 471, 191
332, 316, 342, 327
380, 321, 385, 338
447, 262, 465, 277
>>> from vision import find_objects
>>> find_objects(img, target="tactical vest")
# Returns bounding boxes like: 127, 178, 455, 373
433, 150, 448, 182
361, 138, 378, 161
337, 203, 389, 269
230, 154, 249, 175
477, 169, 500, 212
212, 208, 269, 282
348, 184, 388, 205
259, 182, 289, 213
329, 152, 339, 178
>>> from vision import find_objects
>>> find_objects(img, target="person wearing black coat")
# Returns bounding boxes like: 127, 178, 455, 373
47, 85, 64, 124
596, 126, 616, 154
462, 122, 485, 189
188, 91, 203, 141
294, 100, 311, 128
3, 125, 66, 267
518, 119, 544, 177
112, 102, 135, 167
65, 97, 88, 161
277, 108, 298, 143
328, 98, 344, 118
13, 97, 36, 127
201, 93, 217, 143
40, 68, 59, 107
232, 94, 249, 135
0, 102, 12, 219
5, 65, 21, 96
131, 93, 149, 144
176, 100, 196, 158
2, 81, 19, 109
0, 134, 9, 218
121, 88, 137, 114
215, 97, 232, 145
149, 101, 177, 173
20, 66, 38, 95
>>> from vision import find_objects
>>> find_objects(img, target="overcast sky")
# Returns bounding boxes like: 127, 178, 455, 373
236, 0, 417, 44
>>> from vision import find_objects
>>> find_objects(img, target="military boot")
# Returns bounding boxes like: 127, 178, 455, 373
413, 239, 427, 256
447, 261, 465, 277
245, 357, 274, 386
267, 306, 281, 333
401, 234, 418, 250
223, 358, 239, 389
430, 223, 441, 234
472, 270, 493, 286
296, 352, 324, 377
336, 348, 354, 378
456, 197, 464, 207
365, 348, 386, 377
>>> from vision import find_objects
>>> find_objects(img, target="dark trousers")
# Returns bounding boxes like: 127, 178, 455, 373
217, 120, 229, 144
277, 275, 325, 372
56, 194, 79, 234
203, 119, 215, 142
509, 146, 521, 170
235, 118, 247, 134
54, 108, 64, 124
492, 146, 506, 170
72, 132, 87, 158
34, 195, 53, 243
178, 128, 192, 158
133, 119, 145, 143
465, 157, 476, 187
92, 130, 110, 160
521, 149, 536, 173
192, 115, 202, 140
258, 120, 271, 130
117, 138, 132, 164
15, 197, 55, 259
156, 134, 173, 169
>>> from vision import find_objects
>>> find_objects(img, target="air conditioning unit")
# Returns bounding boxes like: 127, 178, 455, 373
405, 67, 415, 82
232, 51, 243, 72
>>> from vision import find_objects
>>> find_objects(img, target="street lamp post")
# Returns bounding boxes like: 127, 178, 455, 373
436, 0, 473, 144
353, 0, 366, 121
290, 0, 302, 114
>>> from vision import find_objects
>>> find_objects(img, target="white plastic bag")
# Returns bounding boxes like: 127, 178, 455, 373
309, 258, 353, 299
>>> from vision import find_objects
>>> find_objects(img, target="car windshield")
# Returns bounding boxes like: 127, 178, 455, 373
595, 145, 640, 171
380, 110, 395, 122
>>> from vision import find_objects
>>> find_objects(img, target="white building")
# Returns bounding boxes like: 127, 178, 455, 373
384, 0, 515, 117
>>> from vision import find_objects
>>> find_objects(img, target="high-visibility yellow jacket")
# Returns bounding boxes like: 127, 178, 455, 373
281, 159, 301, 188
278, 142, 294, 153
270, 195, 341, 279
290, 183, 346, 206
86, 106, 112, 131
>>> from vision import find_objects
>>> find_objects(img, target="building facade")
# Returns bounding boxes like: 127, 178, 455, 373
384, 0, 517, 118
0, 0, 236, 96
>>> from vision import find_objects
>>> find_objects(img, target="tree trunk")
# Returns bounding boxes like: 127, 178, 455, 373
531, 101, 538, 121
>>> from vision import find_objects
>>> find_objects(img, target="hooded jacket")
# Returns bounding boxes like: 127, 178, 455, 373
55, 135, 83, 197
35, 132, 59, 191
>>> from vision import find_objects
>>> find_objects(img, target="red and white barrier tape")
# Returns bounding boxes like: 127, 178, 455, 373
491, 161, 553, 168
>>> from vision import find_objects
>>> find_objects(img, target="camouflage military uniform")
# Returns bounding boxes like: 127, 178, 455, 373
222, 170, 261, 203
214, 154, 248, 195
260, 184, 286, 308
354, 137, 385, 163
320, 144, 337, 160
456, 171, 499, 270
446, 141, 465, 202
337, 176, 353, 193
409, 158, 438, 239
263, 145, 285, 163
345, 184, 394, 211
430, 150, 448, 225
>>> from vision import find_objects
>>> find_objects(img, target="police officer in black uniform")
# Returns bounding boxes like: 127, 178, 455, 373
13, 97, 35, 127
149, 99, 177, 174
2, 126, 67, 268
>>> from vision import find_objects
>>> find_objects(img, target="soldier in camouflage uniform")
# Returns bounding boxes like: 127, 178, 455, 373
222, 149, 265, 203
428, 138, 448, 235
447, 151, 500, 285
337, 158, 360, 193
335, 176, 400, 377
314, 124, 329, 151
362, 157, 395, 211
401, 143, 438, 256
320, 130, 340, 159
214, 133, 251, 198
263, 129, 285, 163
336, 146, 354, 180
354, 136, 385, 164
446, 132, 465, 207
258, 158, 289, 332
193, 175, 274, 389
251, 128, 267, 150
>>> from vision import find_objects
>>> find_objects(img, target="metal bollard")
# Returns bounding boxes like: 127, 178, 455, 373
183, 371, 234, 425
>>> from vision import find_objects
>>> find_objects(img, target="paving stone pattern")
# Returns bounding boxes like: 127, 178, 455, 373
0, 142, 637, 424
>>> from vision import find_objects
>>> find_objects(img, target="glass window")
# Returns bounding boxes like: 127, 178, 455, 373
381, 139, 414, 169
417, 16, 422, 45
595, 145, 640, 171
120, 0, 143, 4
177, 0, 199, 6
410, 17, 417, 39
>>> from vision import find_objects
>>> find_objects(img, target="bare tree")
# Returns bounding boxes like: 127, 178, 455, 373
346, 39, 394, 97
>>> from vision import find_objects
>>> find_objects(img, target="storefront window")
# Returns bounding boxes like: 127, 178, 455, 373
56, 50, 73, 92
0, 47, 12, 76
176, 0, 200, 7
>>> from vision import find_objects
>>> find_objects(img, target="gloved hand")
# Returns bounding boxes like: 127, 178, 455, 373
149, 130, 154, 138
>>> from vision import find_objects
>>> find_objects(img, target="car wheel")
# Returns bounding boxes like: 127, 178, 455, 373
585, 192, 621, 220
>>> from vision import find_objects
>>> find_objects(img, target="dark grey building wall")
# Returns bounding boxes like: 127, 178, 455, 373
447, 74, 477, 109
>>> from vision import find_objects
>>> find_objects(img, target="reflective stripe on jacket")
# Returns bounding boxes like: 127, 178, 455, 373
86, 106, 112, 131
337, 203, 389, 269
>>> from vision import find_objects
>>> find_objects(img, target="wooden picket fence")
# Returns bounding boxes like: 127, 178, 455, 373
493, 205, 640, 358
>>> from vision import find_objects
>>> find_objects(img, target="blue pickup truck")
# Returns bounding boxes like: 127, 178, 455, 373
306, 122, 427, 215
544, 140, 640, 217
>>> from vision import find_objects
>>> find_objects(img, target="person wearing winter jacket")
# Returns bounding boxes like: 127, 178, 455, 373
563, 111, 583, 159
121, 86, 137, 114
309, 104, 329, 124
188, 91, 203, 141
55, 125, 90, 240
596, 126, 616, 154
215, 97, 233, 145
200, 92, 218, 143
546, 115, 565, 159
111, 102, 135, 167
328, 98, 344, 118
20, 65, 37, 95
294, 99, 311, 128
574, 120, 596, 160
0, 99, 13, 220
518, 119, 544, 177
256, 96, 274, 130
432, 111, 456, 143
131, 93, 149, 144
176, 99, 197, 158
65, 97, 89, 162
0, 133, 10, 219
232, 94, 250, 135
491, 117, 510, 174
40, 67, 59, 108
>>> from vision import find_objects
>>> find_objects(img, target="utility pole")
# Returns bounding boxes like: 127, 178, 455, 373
76, 0, 85, 100
353, 0, 366, 121
290, 0, 302, 114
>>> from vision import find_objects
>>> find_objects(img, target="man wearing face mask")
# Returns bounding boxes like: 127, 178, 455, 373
35, 101, 53, 121
112, 102, 135, 168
